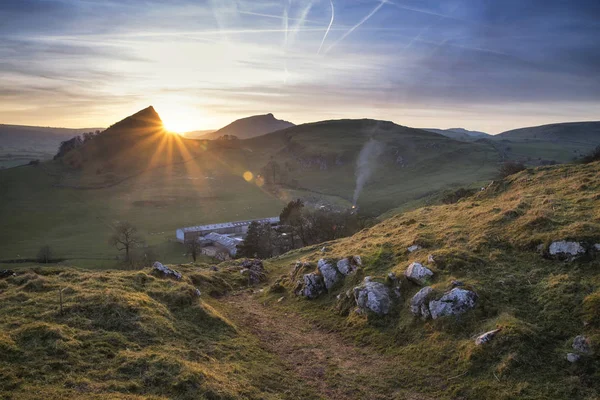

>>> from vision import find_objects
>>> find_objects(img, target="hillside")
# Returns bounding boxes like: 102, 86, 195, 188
424, 128, 491, 142
0, 124, 102, 168
202, 113, 294, 140
2, 161, 599, 399
489, 121, 600, 164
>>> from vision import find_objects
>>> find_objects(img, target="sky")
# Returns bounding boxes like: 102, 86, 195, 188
0, 0, 599, 134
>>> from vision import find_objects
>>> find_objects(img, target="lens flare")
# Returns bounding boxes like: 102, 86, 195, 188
243, 171, 254, 182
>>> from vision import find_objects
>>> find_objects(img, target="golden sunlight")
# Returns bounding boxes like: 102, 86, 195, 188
155, 103, 203, 134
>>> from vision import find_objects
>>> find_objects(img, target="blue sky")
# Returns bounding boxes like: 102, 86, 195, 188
0, 0, 599, 133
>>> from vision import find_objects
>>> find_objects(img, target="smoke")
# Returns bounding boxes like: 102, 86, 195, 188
353, 138, 384, 205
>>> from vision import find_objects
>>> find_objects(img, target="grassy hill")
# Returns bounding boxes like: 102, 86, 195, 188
423, 128, 491, 142
2, 160, 599, 399
201, 113, 294, 140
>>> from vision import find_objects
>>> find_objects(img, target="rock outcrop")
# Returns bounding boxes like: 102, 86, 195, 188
152, 262, 182, 280
429, 288, 478, 319
302, 273, 326, 299
410, 286, 433, 319
336, 256, 361, 275
240, 259, 266, 284
404, 262, 434, 285
353, 277, 391, 315
408, 245, 422, 253
573, 335, 592, 355
548, 241, 586, 259
317, 259, 344, 290
475, 329, 501, 345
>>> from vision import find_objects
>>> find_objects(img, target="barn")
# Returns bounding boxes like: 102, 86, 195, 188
176, 217, 280, 243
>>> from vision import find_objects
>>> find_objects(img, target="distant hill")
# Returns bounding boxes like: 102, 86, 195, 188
203, 113, 294, 140
0, 124, 103, 168
495, 121, 600, 144
184, 129, 216, 139
423, 127, 491, 142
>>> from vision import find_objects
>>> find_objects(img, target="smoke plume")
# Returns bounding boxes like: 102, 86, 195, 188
353, 139, 384, 205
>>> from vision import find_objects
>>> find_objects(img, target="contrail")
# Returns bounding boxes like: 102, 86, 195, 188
289, 1, 313, 46
325, 0, 387, 54
318, 0, 334, 54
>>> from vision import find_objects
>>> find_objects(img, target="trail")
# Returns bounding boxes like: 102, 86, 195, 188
220, 290, 433, 400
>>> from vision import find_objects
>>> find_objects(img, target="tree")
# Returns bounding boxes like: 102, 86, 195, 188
37, 245, 53, 263
498, 161, 526, 178
109, 222, 143, 261
280, 199, 307, 246
581, 145, 600, 164
185, 238, 203, 262
236, 221, 262, 258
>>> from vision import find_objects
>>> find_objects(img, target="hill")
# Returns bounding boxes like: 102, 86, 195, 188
2, 161, 599, 399
424, 127, 491, 142
202, 113, 294, 140
0, 124, 102, 168
496, 121, 600, 143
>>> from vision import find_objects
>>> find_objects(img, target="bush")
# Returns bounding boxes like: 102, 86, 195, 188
498, 161, 526, 178
580, 145, 600, 164
441, 188, 477, 204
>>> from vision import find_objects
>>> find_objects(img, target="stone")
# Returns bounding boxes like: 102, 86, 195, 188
451, 280, 464, 288
475, 329, 501, 345
194, 288, 201, 297
548, 241, 585, 259
408, 245, 422, 253
277, 296, 285, 303
567, 353, 581, 363
240, 259, 266, 284
152, 262, 182, 280
321, 246, 329, 253
336, 256, 360, 276
302, 273, 326, 299
353, 277, 391, 315
573, 335, 592, 355
428, 288, 478, 319
317, 259, 343, 290
410, 286, 433, 319
404, 262, 434, 285
427, 254, 436, 264
594, 244, 600, 251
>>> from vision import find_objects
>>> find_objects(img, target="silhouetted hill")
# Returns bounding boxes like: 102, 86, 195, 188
203, 113, 294, 140
495, 121, 600, 144
423, 127, 491, 141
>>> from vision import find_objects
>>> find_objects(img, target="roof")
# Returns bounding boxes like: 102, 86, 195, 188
179, 216, 279, 233
203, 232, 242, 255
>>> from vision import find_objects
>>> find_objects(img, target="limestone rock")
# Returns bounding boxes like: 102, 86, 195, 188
318, 259, 343, 290
404, 262, 434, 285
152, 262, 182, 280
567, 353, 581, 363
427, 254, 436, 264
475, 329, 501, 345
408, 245, 422, 253
594, 244, 600, 251
302, 273, 326, 299
241, 259, 266, 284
353, 277, 391, 315
336, 256, 361, 276
573, 335, 592, 355
548, 241, 585, 259
410, 286, 433, 319
429, 288, 478, 319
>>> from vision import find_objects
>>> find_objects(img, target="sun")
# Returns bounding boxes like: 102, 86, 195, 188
155, 103, 202, 135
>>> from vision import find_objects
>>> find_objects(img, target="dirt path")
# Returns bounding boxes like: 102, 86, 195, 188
220, 290, 432, 400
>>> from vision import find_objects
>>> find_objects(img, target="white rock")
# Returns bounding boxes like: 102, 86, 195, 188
302, 273, 326, 299
317, 259, 343, 290
353, 278, 391, 315
548, 241, 585, 259
567, 353, 581, 363
594, 244, 600, 251
410, 286, 433, 319
336, 257, 360, 276
152, 262, 182, 280
404, 262, 434, 285
408, 245, 422, 253
573, 335, 592, 355
429, 288, 478, 319
475, 329, 501, 345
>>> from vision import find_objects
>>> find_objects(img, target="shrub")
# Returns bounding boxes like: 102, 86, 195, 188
580, 145, 600, 164
498, 161, 526, 178
441, 188, 477, 204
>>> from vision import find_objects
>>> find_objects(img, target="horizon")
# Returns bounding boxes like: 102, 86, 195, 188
1, 0, 599, 134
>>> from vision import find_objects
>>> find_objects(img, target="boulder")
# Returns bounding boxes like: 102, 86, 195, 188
410, 286, 433, 319
548, 241, 585, 259
404, 262, 434, 285
567, 353, 581, 363
302, 273, 326, 299
573, 335, 592, 355
475, 329, 501, 345
152, 262, 182, 280
353, 277, 391, 315
336, 256, 361, 276
241, 259, 266, 284
408, 245, 422, 253
317, 259, 343, 290
594, 244, 600, 251
428, 288, 478, 319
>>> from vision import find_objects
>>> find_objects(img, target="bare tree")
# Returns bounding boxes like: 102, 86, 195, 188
185, 239, 203, 262
109, 222, 143, 261
37, 245, 53, 263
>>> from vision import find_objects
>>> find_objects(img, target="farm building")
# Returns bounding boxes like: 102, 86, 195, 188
176, 217, 280, 243
199, 233, 242, 259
